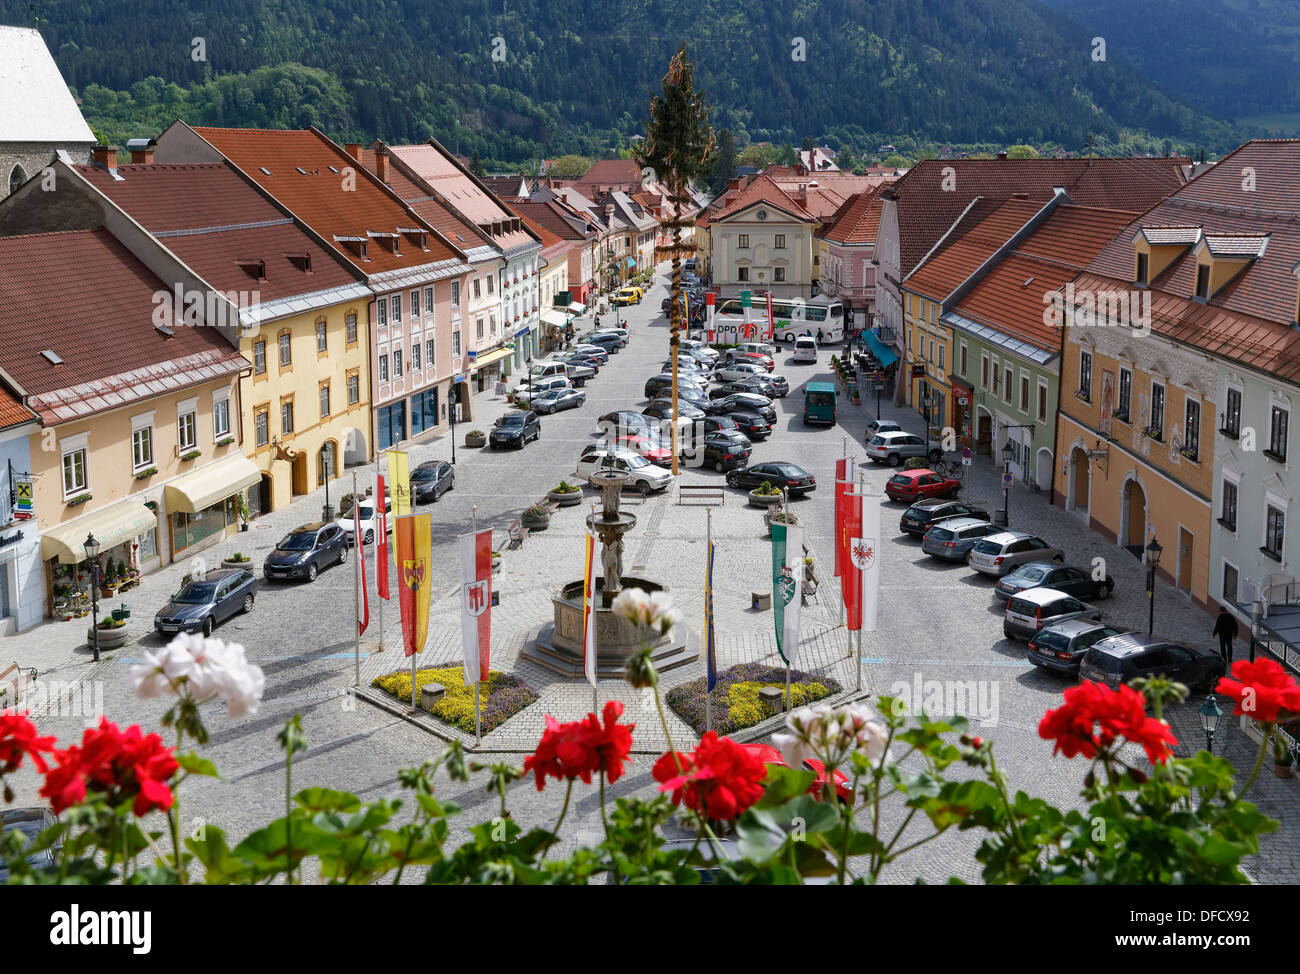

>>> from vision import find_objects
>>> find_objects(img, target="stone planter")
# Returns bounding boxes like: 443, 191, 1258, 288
221, 558, 253, 571
1274, 762, 1293, 779
748, 489, 784, 509
465, 431, 487, 448
521, 509, 551, 531
547, 489, 583, 507
88, 624, 129, 651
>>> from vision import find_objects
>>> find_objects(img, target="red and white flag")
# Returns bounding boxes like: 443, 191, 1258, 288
375, 474, 390, 600
834, 457, 851, 578
458, 528, 493, 684
582, 531, 598, 687
705, 292, 716, 342
355, 499, 369, 634
846, 491, 881, 632
766, 292, 776, 340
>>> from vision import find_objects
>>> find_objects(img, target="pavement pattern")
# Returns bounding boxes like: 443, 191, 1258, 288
4, 266, 1295, 884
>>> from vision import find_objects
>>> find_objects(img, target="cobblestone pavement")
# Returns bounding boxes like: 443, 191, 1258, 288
5, 265, 1296, 883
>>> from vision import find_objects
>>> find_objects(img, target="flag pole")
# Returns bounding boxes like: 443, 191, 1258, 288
856, 471, 866, 692
839, 441, 847, 631
473, 505, 481, 746
353, 471, 360, 688
705, 506, 712, 735
375, 452, 384, 654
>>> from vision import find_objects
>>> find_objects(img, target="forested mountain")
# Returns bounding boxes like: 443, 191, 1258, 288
2, 0, 1245, 167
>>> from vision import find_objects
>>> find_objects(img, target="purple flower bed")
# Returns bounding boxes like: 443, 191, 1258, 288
667, 662, 842, 736
477, 675, 539, 734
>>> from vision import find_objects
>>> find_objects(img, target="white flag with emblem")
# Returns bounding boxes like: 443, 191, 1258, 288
852, 491, 881, 632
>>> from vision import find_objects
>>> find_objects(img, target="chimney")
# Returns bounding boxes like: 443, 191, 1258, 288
126, 138, 155, 164
91, 144, 118, 170
996, 152, 1008, 160
728, 177, 742, 191
345, 143, 363, 162
374, 145, 390, 184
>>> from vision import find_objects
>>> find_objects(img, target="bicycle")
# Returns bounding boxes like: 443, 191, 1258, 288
931, 455, 965, 480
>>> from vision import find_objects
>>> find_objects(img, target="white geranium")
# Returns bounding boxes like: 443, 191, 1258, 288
774, 702, 891, 773
611, 587, 680, 634
129, 634, 265, 718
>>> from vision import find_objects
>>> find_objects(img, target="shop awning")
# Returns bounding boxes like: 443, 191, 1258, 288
165, 453, 261, 515
865, 329, 899, 369
541, 309, 569, 327
567, 302, 586, 314
42, 502, 158, 565
623, 257, 637, 269
472, 346, 514, 370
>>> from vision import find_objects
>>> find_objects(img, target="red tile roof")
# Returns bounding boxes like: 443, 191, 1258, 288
577, 158, 641, 190
0, 229, 246, 420
508, 200, 595, 242
0, 386, 35, 431
77, 162, 362, 302
361, 148, 490, 251
711, 175, 815, 223
819, 190, 883, 245
885, 157, 1188, 275
905, 198, 1044, 301
954, 205, 1141, 352
190, 127, 465, 275
510, 208, 569, 262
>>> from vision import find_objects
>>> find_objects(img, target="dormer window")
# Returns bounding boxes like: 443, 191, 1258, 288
286, 253, 313, 273
367, 231, 400, 255
334, 236, 369, 261
1195, 264, 1210, 299
1136, 252, 1149, 285
236, 258, 267, 282
398, 227, 429, 251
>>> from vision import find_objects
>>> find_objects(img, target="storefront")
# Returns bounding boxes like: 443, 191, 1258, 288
951, 378, 974, 451
541, 308, 569, 353
163, 454, 262, 558
41, 501, 158, 620
468, 346, 514, 394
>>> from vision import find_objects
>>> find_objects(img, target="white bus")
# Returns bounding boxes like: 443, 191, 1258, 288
710, 295, 846, 343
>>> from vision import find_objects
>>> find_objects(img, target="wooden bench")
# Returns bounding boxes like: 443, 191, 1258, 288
0, 661, 37, 711
679, 484, 725, 505
506, 520, 529, 550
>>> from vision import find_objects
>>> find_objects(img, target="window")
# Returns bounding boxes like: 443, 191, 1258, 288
281, 399, 294, 435
393, 348, 403, 376
411, 342, 421, 371
278, 332, 292, 368
1223, 386, 1241, 437
1136, 252, 1149, 285
450, 281, 461, 307
319, 382, 330, 418
1184, 398, 1200, 460
315, 319, 327, 353
992, 359, 1000, 396
487, 274, 494, 295
345, 313, 358, 345
253, 340, 266, 375
1220, 480, 1237, 531
738, 234, 750, 249
62, 449, 86, 495
959, 343, 968, 376
1265, 505, 1285, 560
255, 407, 269, 447
392, 293, 402, 323
774, 234, 786, 249
411, 290, 421, 317
737, 266, 749, 282
377, 297, 388, 326
1268, 404, 1289, 461
1078, 350, 1092, 399
938, 345, 945, 372
1195, 264, 1210, 299
1037, 380, 1048, 423
178, 411, 197, 451
426, 339, 436, 370
981, 353, 989, 389
774, 267, 785, 283
1149, 383, 1165, 439
452, 330, 461, 357
213, 398, 230, 438
473, 277, 481, 299
1020, 373, 1030, 413
425, 287, 435, 315
1117, 367, 1132, 422
1223, 562, 1239, 605
1003, 367, 1012, 404
132, 426, 153, 469
347, 371, 360, 405
378, 354, 389, 383
476, 317, 485, 340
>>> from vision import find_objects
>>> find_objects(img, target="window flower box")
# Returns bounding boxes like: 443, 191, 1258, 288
180, 449, 201, 461
1142, 428, 1163, 442
1111, 409, 1129, 422
216, 437, 235, 447
66, 493, 92, 506
134, 467, 157, 480
1179, 447, 1199, 461
1073, 390, 1090, 402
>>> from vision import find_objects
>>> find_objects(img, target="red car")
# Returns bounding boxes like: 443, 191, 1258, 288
736, 351, 774, 372
884, 469, 961, 503
616, 433, 672, 464
742, 743, 853, 804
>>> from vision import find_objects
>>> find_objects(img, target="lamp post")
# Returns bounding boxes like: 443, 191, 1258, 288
321, 443, 334, 524
1145, 536, 1164, 635
922, 392, 933, 459
450, 382, 459, 465
1198, 693, 1223, 755
84, 532, 101, 662
873, 372, 883, 421
1001, 440, 1013, 527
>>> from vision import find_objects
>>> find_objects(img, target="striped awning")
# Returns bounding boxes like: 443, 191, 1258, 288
164, 453, 261, 514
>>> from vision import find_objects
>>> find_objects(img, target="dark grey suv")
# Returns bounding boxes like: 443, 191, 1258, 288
264, 522, 348, 582
1079, 633, 1225, 690
155, 567, 256, 637
490, 410, 541, 448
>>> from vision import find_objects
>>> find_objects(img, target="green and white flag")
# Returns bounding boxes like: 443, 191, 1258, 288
771, 521, 803, 667
740, 289, 753, 324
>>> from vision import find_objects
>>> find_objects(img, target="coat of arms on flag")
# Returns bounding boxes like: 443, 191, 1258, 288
775, 565, 797, 605
463, 579, 489, 617
851, 538, 875, 571
402, 560, 425, 591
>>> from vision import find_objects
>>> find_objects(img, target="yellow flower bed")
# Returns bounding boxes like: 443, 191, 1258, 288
371, 665, 537, 734
726, 680, 830, 728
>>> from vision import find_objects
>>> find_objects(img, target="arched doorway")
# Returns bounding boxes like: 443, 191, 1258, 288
1121, 477, 1147, 557
341, 427, 367, 466
1067, 446, 1090, 520
1035, 447, 1054, 492
254, 474, 273, 517
317, 440, 337, 487
975, 406, 993, 456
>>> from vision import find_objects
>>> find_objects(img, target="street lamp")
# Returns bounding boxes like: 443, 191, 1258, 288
873, 372, 884, 421
84, 531, 101, 662
922, 392, 934, 458
1001, 440, 1014, 527
1198, 693, 1223, 755
321, 444, 334, 524
449, 383, 460, 465
1145, 536, 1164, 635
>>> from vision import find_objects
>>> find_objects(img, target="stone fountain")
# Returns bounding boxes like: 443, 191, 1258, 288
523, 464, 698, 679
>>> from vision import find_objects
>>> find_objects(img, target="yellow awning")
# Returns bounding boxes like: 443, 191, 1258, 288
42, 502, 158, 565
164, 454, 261, 514
471, 346, 514, 370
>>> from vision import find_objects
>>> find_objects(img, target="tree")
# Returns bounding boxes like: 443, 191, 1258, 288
882, 153, 910, 169
548, 154, 594, 179
638, 44, 715, 476
774, 143, 798, 166
470, 149, 486, 178
738, 143, 777, 169
1005, 144, 1038, 159
801, 136, 815, 150
709, 128, 738, 196
834, 147, 856, 170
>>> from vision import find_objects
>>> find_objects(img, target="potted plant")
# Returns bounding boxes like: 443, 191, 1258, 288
764, 508, 799, 536
89, 614, 129, 651
222, 552, 252, 570
903, 456, 930, 470
1274, 740, 1294, 778
99, 558, 119, 598
235, 493, 251, 531
547, 480, 583, 507
748, 479, 785, 509
521, 503, 551, 530
465, 429, 487, 448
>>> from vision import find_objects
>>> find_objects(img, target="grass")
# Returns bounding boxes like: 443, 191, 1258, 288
371, 665, 538, 734
667, 662, 841, 736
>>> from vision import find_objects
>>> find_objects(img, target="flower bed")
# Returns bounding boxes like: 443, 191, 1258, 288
371, 665, 538, 734
667, 663, 840, 736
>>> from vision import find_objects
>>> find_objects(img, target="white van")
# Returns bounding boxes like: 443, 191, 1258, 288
793, 336, 818, 363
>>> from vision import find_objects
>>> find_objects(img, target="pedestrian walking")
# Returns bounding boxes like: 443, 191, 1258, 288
1212, 607, 1239, 665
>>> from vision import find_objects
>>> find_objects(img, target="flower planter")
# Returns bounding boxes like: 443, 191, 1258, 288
547, 489, 583, 507
99, 585, 119, 599
521, 510, 550, 531
87, 624, 129, 650
748, 489, 784, 509
465, 431, 487, 448
221, 559, 253, 571
1274, 762, 1293, 779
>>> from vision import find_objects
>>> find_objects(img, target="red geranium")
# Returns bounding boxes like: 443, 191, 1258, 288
1216, 657, 1300, 724
39, 718, 179, 816
1039, 682, 1178, 764
652, 732, 767, 820
524, 701, 633, 791
0, 713, 57, 775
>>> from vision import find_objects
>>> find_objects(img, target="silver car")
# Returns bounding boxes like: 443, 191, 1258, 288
574, 447, 673, 493
1004, 587, 1102, 641
967, 531, 1065, 577
921, 517, 1005, 561
865, 430, 938, 466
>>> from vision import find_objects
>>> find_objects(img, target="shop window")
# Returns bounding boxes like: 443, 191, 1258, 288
172, 503, 226, 553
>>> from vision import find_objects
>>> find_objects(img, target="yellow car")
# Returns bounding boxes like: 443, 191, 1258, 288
612, 286, 642, 306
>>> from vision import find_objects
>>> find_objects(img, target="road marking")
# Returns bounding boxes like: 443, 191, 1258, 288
861, 657, 1029, 667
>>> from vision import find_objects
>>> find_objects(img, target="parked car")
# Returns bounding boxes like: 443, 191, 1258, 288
532, 387, 587, 414
700, 430, 753, 471
512, 374, 570, 407
920, 518, 1005, 561
705, 392, 776, 423
616, 432, 673, 465
411, 460, 455, 503
723, 410, 772, 439
611, 286, 643, 306
155, 567, 256, 636
884, 469, 961, 503
713, 375, 787, 400
575, 447, 674, 492
1027, 620, 1129, 678
643, 399, 706, 421
866, 430, 939, 466
1004, 587, 1102, 641
0, 808, 59, 881
680, 339, 719, 365
585, 326, 630, 344
725, 341, 779, 362
793, 335, 818, 363
569, 343, 610, 363
899, 499, 990, 537
993, 561, 1116, 604
490, 410, 542, 449
866, 419, 903, 438
581, 331, 624, 353
339, 494, 391, 546
645, 374, 706, 399
599, 411, 656, 436
1079, 633, 1225, 691
662, 357, 709, 376
264, 523, 348, 583
734, 350, 775, 372
528, 359, 592, 387
967, 532, 1065, 577
713, 360, 766, 383
703, 415, 741, 435
725, 462, 816, 494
